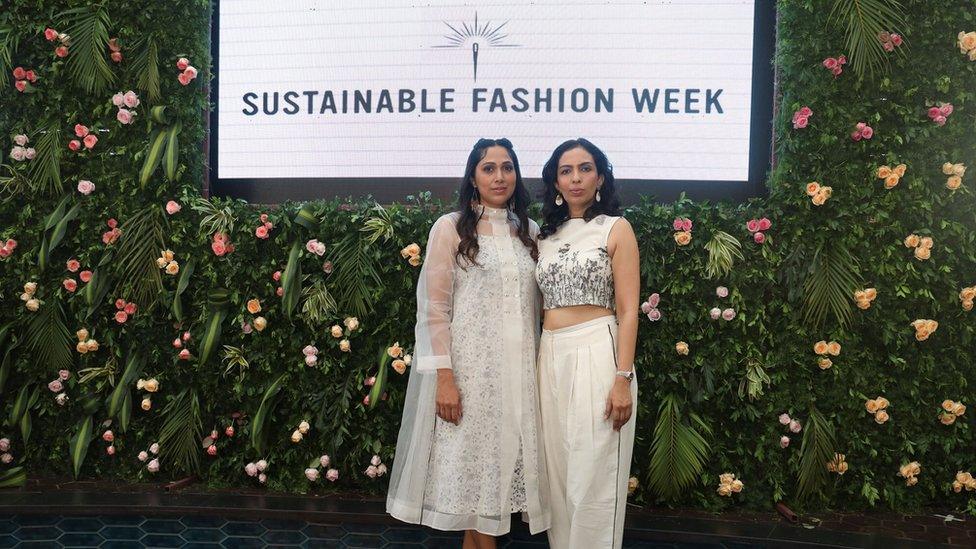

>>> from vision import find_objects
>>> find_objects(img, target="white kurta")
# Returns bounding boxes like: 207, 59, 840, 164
387, 206, 550, 536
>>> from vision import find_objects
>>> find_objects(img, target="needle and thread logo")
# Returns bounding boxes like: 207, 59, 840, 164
432, 12, 519, 81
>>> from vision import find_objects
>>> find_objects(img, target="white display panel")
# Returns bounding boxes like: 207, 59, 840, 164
213, 0, 771, 198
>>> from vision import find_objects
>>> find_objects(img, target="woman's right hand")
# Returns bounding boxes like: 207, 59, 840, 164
435, 371, 463, 425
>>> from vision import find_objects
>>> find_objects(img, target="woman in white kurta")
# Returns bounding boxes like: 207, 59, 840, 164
387, 139, 549, 548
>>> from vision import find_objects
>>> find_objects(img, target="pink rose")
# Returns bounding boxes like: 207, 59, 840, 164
183, 66, 198, 79
891, 33, 902, 46
12, 67, 25, 80
176, 57, 190, 70
365, 465, 378, 478
276, 287, 284, 297
244, 462, 258, 477
304, 355, 318, 367
107, 218, 118, 229
647, 293, 660, 308
207, 445, 217, 456
305, 468, 320, 481
112, 93, 124, 107
721, 308, 736, 321
182, 331, 191, 342
273, 270, 282, 282
746, 219, 760, 233
680, 218, 693, 232
851, 131, 862, 142
213, 232, 227, 243
211, 241, 226, 256
716, 286, 729, 298
939, 103, 953, 116
0, 439, 9, 452
822, 57, 838, 69
778, 413, 791, 425
122, 91, 140, 108
9, 147, 25, 161
115, 298, 126, 309
45, 28, 59, 41
326, 468, 339, 482
255, 225, 269, 239
23, 148, 35, 159
780, 436, 790, 448
173, 338, 182, 348
709, 307, 721, 320
928, 106, 941, 119
934, 115, 947, 126
74, 124, 89, 138
302, 345, 318, 356
225, 426, 235, 437
365, 376, 376, 387
838, 55, 847, 64
13, 134, 28, 146
77, 179, 95, 195
14, 80, 26, 92
138, 451, 149, 462
150, 443, 160, 454
0, 453, 12, 464
793, 116, 808, 129
177, 72, 191, 86
758, 217, 771, 231
79, 270, 92, 283
860, 126, 873, 139
647, 308, 662, 322
883, 41, 894, 52
241, 321, 252, 334
672, 218, 683, 231
66, 259, 80, 272
55, 46, 68, 58
320, 455, 331, 468
114, 311, 128, 324
62, 278, 77, 292
83, 134, 97, 149
147, 459, 159, 473
48, 379, 63, 392
753, 231, 766, 244
116, 109, 133, 125
68, 140, 81, 151
258, 473, 267, 483
640, 302, 651, 314
789, 419, 802, 433
165, 200, 181, 215
856, 122, 866, 130
107, 445, 116, 456
798, 107, 812, 117
371, 455, 382, 467
179, 349, 191, 360
124, 302, 137, 315
260, 213, 269, 223
831, 66, 842, 77
306, 239, 326, 256
362, 395, 371, 406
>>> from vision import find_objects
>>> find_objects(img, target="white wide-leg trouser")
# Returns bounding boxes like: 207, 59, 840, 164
539, 315, 637, 549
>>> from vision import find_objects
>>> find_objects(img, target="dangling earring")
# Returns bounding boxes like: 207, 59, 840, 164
554, 194, 564, 206
595, 188, 602, 203
472, 185, 481, 203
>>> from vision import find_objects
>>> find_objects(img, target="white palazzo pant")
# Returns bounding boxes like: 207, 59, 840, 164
538, 315, 637, 549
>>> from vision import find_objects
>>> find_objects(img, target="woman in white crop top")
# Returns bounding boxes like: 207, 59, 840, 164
387, 139, 550, 549
535, 138, 640, 549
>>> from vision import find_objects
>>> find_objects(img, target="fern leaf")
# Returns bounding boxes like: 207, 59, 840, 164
158, 388, 203, 475
59, 5, 115, 93
796, 408, 837, 501
25, 301, 73, 372
828, 0, 907, 78
28, 124, 63, 196
113, 206, 165, 309
330, 234, 384, 318
130, 35, 161, 103
647, 394, 712, 500
802, 241, 861, 329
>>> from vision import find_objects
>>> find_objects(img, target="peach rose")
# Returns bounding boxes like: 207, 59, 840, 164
960, 31, 976, 52
77, 328, 89, 342
143, 378, 159, 392
387, 342, 403, 358
718, 473, 734, 485
943, 399, 956, 412
864, 288, 877, 300
856, 299, 871, 310
951, 402, 966, 416
826, 341, 841, 356
730, 479, 744, 493
246, 299, 261, 314
76, 341, 89, 353
628, 476, 639, 495
904, 234, 920, 248
811, 192, 827, 206
865, 399, 880, 414
392, 359, 407, 374
940, 413, 956, 425
675, 341, 689, 355
813, 341, 828, 355
893, 164, 906, 177
331, 325, 343, 338
339, 339, 351, 352
874, 410, 889, 424
674, 231, 692, 246
876, 166, 892, 178
85, 339, 99, 352
952, 163, 966, 177
818, 357, 832, 370
876, 397, 890, 409
918, 236, 933, 249
963, 299, 974, 311
408, 255, 422, 267
913, 247, 930, 260
401, 243, 421, 258
141, 397, 152, 411
884, 175, 900, 189
805, 182, 820, 196
253, 316, 267, 331
946, 176, 962, 190
717, 484, 732, 496
943, 162, 955, 175
961, 287, 976, 301
164, 261, 179, 275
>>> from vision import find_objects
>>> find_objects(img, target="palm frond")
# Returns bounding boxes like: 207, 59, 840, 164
802, 241, 861, 329
27, 125, 63, 196
360, 203, 396, 244
828, 0, 907, 78
158, 388, 203, 475
301, 279, 337, 327
190, 197, 236, 237
25, 300, 73, 372
129, 35, 161, 103
704, 231, 743, 279
796, 408, 837, 501
330, 234, 384, 318
59, 5, 115, 93
113, 206, 165, 309
647, 394, 712, 501
0, 25, 20, 89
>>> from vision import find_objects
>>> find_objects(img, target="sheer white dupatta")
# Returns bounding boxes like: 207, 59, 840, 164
386, 213, 459, 523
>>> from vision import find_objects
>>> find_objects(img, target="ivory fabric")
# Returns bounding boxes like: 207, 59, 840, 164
536, 215, 622, 312
538, 317, 637, 549
387, 206, 550, 536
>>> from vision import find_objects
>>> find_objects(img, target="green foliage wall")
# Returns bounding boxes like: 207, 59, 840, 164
1, 0, 975, 512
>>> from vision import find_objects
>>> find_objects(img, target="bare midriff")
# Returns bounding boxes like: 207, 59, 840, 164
542, 304, 614, 331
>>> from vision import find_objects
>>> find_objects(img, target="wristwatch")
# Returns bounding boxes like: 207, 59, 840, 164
615, 370, 635, 382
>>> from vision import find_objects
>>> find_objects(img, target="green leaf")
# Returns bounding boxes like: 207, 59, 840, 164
368, 347, 392, 410
828, 0, 908, 78
171, 258, 195, 321
69, 415, 94, 479
130, 35, 161, 103
106, 351, 144, 428
281, 240, 303, 319
0, 25, 21, 89
796, 408, 837, 501
158, 388, 203, 475
29, 126, 64, 196
704, 230, 744, 279
330, 234, 384, 318
113, 206, 165, 309
25, 301, 73, 372
198, 307, 227, 366
251, 374, 287, 455
647, 394, 712, 500
0, 467, 26, 488
801, 241, 862, 329
139, 128, 169, 188
59, 5, 115, 93
163, 121, 182, 181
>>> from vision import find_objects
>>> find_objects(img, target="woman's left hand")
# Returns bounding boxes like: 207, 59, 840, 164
605, 378, 633, 431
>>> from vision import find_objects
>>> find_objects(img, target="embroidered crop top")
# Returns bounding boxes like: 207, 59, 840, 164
535, 215, 620, 311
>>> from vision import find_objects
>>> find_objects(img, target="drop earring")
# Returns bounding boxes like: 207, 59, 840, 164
595, 188, 602, 203
554, 194, 564, 206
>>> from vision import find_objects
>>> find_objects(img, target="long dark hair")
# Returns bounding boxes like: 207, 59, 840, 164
539, 138, 621, 239
455, 138, 537, 266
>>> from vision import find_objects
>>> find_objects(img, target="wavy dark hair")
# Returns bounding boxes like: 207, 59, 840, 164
455, 138, 537, 266
539, 138, 621, 239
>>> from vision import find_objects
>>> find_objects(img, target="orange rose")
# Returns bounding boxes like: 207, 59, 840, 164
805, 182, 820, 196
246, 298, 261, 314
964, 299, 974, 311
884, 175, 900, 189
915, 328, 930, 341
865, 399, 880, 414
813, 340, 828, 355
925, 320, 938, 332
674, 231, 692, 246
893, 164, 906, 177
876, 166, 892, 179
826, 341, 841, 356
